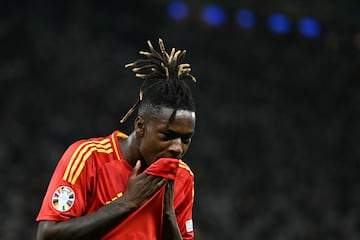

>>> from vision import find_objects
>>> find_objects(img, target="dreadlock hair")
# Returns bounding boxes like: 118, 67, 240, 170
120, 38, 197, 124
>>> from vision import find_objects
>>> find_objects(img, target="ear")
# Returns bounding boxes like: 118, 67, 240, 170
134, 116, 145, 137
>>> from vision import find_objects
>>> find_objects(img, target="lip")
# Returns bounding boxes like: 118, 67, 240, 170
159, 154, 181, 160
146, 153, 180, 166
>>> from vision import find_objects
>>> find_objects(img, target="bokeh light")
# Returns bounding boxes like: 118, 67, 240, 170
298, 17, 321, 38
236, 8, 256, 29
167, 1, 189, 21
267, 13, 291, 35
201, 5, 227, 26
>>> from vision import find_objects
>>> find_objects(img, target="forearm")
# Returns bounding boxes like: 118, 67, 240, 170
162, 208, 182, 240
37, 199, 136, 240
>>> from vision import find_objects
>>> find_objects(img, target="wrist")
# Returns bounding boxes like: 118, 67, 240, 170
109, 197, 138, 216
163, 207, 176, 219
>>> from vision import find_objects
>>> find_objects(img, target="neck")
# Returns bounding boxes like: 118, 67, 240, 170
119, 131, 141, 168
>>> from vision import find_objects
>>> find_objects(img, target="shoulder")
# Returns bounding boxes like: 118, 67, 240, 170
64, 135, 110, 153
61, 136, 112, 164
61, 134, 115, 184
178, 160, 194, 177
174, 160, 195, 201
176, 160, 194, 181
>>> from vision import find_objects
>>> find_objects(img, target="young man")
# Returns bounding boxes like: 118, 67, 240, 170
36, 39, 197, 239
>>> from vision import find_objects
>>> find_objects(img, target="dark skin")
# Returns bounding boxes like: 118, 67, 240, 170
36, 107, 196, 240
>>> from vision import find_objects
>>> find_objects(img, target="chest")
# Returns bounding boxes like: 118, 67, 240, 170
87, 160, 131, 212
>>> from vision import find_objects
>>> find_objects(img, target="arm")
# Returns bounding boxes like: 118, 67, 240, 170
162, 180, 183, 240
37, 161, 167, 240
36, 199, 134, 240
172, 164, 195, 240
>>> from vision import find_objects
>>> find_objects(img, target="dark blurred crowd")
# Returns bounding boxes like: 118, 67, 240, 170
1, 1, 359, 239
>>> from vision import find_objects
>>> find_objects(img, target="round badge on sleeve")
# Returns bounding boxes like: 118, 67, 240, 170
52, 186, 75, 212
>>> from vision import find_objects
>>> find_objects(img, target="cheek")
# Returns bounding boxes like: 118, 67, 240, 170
139, 137, 164, 158
148, 141, 167, 155
182, 144, 190, 155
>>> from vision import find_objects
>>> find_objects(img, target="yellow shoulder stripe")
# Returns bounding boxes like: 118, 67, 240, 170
179, 160, 194, 176
63, 139, 112, 184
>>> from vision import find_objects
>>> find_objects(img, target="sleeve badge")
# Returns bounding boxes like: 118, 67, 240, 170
52, 186, 75, 212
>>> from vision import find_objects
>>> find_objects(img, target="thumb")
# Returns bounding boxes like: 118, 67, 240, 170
132, 160, 141, 176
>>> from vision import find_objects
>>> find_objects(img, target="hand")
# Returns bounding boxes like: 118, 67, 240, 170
121, 160, 167, 210
162, 180, 182, 239
164, 180, 175, 215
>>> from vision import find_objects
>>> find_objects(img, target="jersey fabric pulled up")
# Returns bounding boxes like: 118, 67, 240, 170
36, 130, 195, 239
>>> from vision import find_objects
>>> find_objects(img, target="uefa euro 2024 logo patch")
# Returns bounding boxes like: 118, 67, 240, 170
52, 186, 75, 212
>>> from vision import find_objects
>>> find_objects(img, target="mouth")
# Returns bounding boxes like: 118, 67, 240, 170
144, 154, 181, 167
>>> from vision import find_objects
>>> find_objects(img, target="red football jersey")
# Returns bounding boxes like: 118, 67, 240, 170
36, 131, 195, 239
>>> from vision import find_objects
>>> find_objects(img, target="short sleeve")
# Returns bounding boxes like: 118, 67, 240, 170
36, 141, 89, 221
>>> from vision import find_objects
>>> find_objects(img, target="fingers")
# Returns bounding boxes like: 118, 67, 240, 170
141, 173, 167, 194
131, 160, 141, 177
155, 178, 168, 190
123, 165, 170, 209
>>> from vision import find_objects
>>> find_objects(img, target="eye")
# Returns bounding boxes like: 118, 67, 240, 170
159, 133, 172, 141
159, 131, 193, 144
182, 137, 191, 144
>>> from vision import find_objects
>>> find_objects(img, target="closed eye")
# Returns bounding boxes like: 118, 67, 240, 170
159, 133, 172, 141
181, 137, 191, 144
159, 131, 193, 144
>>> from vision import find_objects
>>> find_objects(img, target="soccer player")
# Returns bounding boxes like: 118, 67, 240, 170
36, 39, 197, 240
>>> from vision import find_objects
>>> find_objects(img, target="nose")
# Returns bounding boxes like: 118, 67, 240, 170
168, 138, 184, 158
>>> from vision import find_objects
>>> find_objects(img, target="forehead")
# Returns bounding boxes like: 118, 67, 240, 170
149, 108, 196, 132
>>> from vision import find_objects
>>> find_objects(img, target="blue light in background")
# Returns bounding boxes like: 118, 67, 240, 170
167, 1, 189, 21
201, 5, 226, 26
166, 4, 324, 40
268, 13, 291, 35
298, 17, 321, 38
236, 8, 256, 29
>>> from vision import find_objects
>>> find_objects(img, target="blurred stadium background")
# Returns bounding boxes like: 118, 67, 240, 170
1, 0, 360, 239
